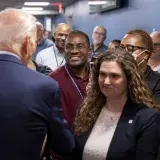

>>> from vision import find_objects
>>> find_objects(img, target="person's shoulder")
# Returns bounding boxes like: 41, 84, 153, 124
135, 103, 160, 125
49, 66, 65, 79
27, 67, 57, 85
147, 66, 160, 80
46, 38, 54, 45
38, 46, 53, 57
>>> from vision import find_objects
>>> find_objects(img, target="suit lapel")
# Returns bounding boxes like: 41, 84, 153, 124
106, 98, 138, 159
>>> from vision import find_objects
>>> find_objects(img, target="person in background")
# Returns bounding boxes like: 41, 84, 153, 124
91, 25, 107, 56
0, 8, 74, 160
44, 29, 52, 40
71, 49, 160, 160
149, 31, 160, 73
36, 23, 71, 70
32, 22, 53, 61
108, 39, 121, 50
27, 59, 52, 76
121, 29, 160, 103
49, 30, 91, 128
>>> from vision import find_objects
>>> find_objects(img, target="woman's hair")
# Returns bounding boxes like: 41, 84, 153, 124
74, 48, 159, 136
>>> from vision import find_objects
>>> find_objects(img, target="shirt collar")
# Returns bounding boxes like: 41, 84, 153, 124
65, 64, 90, 80
54, 44, 65, 55
0, 51, 20, 59
91, 43, 105, 52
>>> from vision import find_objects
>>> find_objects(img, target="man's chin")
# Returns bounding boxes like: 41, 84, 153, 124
69, 62, 86, 69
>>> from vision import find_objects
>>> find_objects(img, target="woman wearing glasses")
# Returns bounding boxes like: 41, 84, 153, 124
121, 29, 160, 104
69, 49, 160, 160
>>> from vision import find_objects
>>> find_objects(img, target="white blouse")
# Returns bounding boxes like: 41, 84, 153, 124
82, 107, 121, 160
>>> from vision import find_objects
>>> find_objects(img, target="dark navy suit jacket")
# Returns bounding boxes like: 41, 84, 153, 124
0, 54, 74, 160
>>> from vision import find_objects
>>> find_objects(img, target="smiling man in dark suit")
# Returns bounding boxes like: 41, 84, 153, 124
0, 8, 74, 160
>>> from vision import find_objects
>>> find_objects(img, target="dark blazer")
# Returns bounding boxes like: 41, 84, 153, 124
0, 54, 74, 160
69, 98, 160, 160
145, 65, 160, 103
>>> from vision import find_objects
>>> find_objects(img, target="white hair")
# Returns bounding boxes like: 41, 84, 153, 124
0, 8, 37, 55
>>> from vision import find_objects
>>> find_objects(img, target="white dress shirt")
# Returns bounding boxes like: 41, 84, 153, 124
35, 44, 65, 71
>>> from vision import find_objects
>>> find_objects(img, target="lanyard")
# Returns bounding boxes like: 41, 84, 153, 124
64, 65, 84, 100
53, 46, 65, 67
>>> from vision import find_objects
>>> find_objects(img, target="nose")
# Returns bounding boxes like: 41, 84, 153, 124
72, 46, 79, 53
104, 76, 111, 85
61, 35, 67, 40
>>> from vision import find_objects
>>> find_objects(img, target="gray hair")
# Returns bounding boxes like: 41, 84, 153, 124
0, 8, 37, 55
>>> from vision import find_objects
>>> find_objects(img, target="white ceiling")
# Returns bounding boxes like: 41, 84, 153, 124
0, 0, 79, 15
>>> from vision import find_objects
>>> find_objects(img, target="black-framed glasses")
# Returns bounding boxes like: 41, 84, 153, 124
120, 44, 147, 54
65, 43, 88, 51
94, 31, 105, 37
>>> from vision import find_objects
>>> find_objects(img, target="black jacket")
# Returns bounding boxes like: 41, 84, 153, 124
68, 98, 160, 160
144, 65, 160, 103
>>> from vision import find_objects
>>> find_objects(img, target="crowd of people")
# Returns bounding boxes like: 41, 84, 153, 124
0, 8, 160, 160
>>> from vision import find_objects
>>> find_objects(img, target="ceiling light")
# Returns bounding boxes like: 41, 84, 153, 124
22, 7, 43, 11
88, 1, 107, 5
24, 2, 50, 6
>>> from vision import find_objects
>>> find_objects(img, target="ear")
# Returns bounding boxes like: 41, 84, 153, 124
54, 32, 56, 37
21, 36, 31, 65
144, 50, 152, 61
88, 47, 92, 56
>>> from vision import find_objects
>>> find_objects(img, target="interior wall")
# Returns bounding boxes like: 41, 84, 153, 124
54, 0, 160, 45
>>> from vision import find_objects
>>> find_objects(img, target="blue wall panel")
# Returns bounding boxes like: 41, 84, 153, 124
55, 0, 160, 45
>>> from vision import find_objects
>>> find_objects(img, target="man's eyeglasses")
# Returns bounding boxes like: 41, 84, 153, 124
94, 31, 105, 37
65, 44, 87, 51
120, 45, 147, 54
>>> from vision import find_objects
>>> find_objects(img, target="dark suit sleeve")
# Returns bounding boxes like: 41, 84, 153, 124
47, 83, 75, 155
153, 81, 160, 104
136, 113, 160, 160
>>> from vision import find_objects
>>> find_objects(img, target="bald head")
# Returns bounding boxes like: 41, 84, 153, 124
93, 26, 107, 35
150, 31, 160, 43
92, 25, 107, 46
54, 23, 71, 52
55, 23, 71, 33
150, 31, 160, 58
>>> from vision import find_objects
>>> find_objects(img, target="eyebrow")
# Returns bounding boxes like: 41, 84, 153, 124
99, 70, 121, 75
66, 42, 86, 45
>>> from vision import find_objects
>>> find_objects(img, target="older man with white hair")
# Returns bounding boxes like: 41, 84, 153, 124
32, 21, 53, 61
91, 25, 107, 55
0, 8, 74, 160
149, 31, 160, 73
